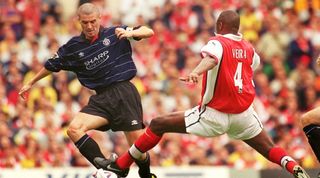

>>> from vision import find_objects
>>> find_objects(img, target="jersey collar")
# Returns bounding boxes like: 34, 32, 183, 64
90, 34, 99, 44
80, 26, 104, 43
215, 33, 243, 41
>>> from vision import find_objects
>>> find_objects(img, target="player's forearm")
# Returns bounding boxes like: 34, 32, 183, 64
192, 56, 217, 75
131, 26, 154, 39
27, 67, 52, 85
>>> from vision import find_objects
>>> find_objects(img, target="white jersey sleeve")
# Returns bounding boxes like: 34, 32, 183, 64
251, 51, 260, 71
200, 40, 223, 63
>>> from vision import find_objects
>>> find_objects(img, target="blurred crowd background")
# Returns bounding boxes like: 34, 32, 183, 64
1, 0, 320, 170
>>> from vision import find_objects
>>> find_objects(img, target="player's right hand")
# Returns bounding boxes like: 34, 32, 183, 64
19, 84, 32, 100
115, 27, 133, 39
179, 72, 199, 84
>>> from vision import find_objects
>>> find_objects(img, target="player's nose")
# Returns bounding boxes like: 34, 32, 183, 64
87, 22, 93, 29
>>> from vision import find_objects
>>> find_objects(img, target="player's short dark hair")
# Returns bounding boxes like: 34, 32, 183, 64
217, 10, 240, 33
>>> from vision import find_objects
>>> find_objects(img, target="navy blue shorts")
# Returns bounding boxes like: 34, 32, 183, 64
81, 81, 145, 131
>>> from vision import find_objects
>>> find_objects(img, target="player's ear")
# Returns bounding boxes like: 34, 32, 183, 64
218, 21, 223, 31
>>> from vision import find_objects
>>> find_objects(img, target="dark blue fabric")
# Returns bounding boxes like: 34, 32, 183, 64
303, 124, 320, 135
44, 25, 137, 90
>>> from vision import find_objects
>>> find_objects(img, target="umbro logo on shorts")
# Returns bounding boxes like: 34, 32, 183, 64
131, 120, 138, 125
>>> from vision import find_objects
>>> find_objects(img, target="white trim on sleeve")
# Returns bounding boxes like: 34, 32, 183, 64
251, 51, 260, 71
200, 40, 223, 63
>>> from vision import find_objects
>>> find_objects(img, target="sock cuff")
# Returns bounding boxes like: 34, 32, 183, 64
303, 124, 320, 134
75, 134, 90, 149
146, 127, 161, 139
129, 145, 144, 160
280, 155, 295, 168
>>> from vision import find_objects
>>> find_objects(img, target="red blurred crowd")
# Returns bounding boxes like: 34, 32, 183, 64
0, 0, 320, 170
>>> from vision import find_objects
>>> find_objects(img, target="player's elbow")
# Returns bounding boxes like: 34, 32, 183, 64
206, 56, 217, 70
150, 29, 155, 36
142, 26, 154, 37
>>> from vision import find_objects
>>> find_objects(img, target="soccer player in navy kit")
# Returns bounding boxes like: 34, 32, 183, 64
19, 3, 156, 178
300, 55, 320, 178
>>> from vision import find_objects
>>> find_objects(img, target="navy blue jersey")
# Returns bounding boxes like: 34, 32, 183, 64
44, 25, 137, 90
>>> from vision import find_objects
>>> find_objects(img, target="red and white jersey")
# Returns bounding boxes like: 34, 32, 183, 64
199, 33, 260, 114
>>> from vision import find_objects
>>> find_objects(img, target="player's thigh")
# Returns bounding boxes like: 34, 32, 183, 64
227, 106, 263, 140
185, 106, 229, 137
69, 112, 109, 131
301, 107, 320, 127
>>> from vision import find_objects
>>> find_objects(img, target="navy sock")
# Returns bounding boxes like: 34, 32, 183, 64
134, 152, 151, 178
303, 124, 320, 162
75, 134, 105, 168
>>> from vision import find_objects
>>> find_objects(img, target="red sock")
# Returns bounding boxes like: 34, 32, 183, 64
116, 151, 134, 169
268, 147, 297, 174
116, 127, 162, 169
135, 127, 162, 152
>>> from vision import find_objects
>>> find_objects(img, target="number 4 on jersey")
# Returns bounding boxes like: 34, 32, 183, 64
234, 62, 243, 93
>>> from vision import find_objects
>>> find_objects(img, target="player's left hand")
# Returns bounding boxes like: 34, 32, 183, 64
179, 72, 199, 84
115, 28, 133, 39
19, 83, 32, 100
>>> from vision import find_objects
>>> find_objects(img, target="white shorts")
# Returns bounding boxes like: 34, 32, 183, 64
184, 105, 263, 140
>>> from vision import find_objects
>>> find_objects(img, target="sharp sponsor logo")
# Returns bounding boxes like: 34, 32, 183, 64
84, 50, 109, 70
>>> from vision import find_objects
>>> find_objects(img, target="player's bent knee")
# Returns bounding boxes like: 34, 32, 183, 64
149, 116, 166, 135
66, 126, 77, 137
66, 123, 87, 138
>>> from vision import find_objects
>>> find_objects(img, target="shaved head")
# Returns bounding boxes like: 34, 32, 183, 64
77, 3, 101, 40
77, 3, 100, 17
216, 10, 240, 34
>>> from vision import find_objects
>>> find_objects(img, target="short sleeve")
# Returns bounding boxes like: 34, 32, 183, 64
44, 44, 69, 72
251, 51, 260, 71
200, 40, 223, 63
126, 25, 142, 41
119, 25, 128, 29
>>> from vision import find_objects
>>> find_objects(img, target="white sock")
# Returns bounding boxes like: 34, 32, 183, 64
280, 156, 294, 168
129, 144, 144, 160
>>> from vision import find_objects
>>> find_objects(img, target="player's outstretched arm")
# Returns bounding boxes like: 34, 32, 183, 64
180, 56, 217, 84
115, 26, 154, 40
19, 67, 52, 100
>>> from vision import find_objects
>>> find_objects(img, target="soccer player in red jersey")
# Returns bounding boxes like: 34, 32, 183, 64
95, 10, 310, 178
300, 55, 320, 178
